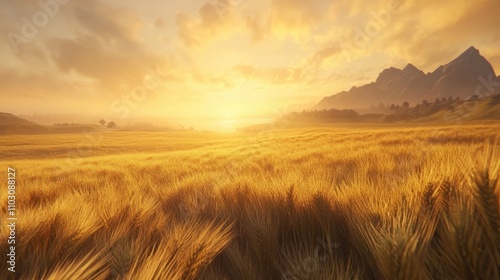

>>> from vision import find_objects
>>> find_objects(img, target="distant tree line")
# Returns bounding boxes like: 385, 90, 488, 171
284, 93, 498, 124
382, 95, 487, 122
53, 119, 118, 128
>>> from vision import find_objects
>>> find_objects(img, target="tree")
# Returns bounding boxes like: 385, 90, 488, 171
389, 104, 396, 110
441, 97, 447, 103
435, 98, 441, 104
422, 100, 429, 105
447, 96, 454, 102
107, 121, 117, 129
402, 101, 410, 109
99, 119, 106, 126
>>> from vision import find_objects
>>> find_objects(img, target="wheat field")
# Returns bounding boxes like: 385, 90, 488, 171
1, 123, 500, 280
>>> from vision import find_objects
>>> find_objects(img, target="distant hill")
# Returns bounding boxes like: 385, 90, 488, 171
316, 46, 500, 110
416, 93, 500, 123
0, 113, 105, 135
354, 93, 500, 123
260, 93, 500, 130
0, 112, 38, 126
0, 112, 50, 134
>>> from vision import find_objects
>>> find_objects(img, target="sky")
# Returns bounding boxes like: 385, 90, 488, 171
1, 0, 500, 123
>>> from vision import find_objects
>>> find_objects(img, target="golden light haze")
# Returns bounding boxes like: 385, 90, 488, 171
1, 0, 500, 122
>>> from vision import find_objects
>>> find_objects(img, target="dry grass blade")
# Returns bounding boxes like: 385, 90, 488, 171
39, 251, 110, 280
470, 140, 500, 278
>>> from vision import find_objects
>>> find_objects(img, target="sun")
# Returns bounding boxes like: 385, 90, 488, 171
222, 111, 235, 120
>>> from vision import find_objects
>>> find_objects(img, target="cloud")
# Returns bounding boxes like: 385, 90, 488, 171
175, 2, 242, 47
73, 1, 144, 44
360, 0, 500, 71
268, 0, 329, 37
175, 0, 335, 46
0, 0, 179, 115
309, 46, 342, 68
49, 35, 154, 88
300, 0, 500, 83
0, 69, 102, 115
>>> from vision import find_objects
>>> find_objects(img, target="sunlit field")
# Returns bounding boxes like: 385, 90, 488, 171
1, 123, 500, 279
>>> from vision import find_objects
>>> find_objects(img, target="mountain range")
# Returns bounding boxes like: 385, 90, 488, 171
315, 47, 500, 110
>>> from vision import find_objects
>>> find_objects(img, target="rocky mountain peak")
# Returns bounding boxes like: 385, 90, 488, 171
402, 63, 421, 74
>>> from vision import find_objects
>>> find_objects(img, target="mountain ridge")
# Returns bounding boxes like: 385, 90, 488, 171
316, 47, 500, 110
